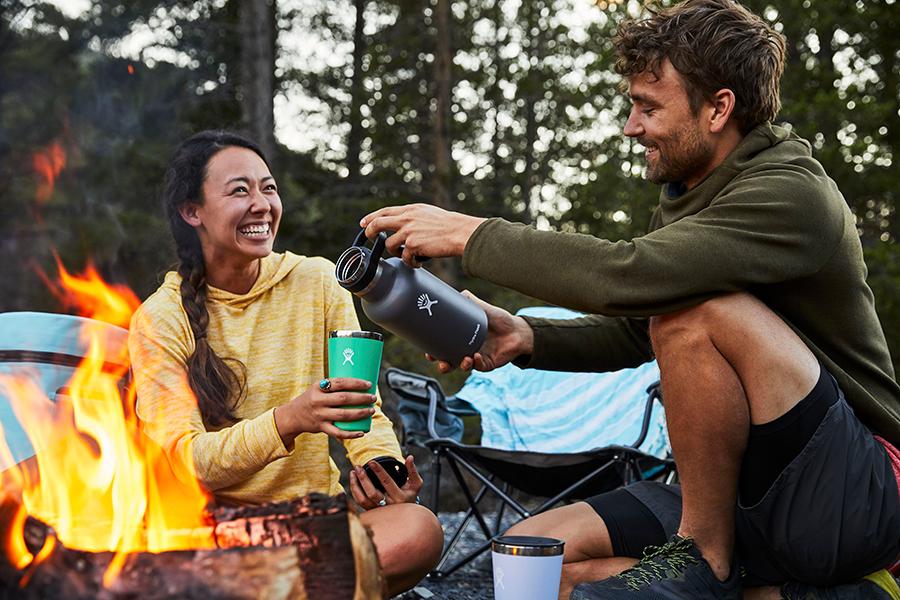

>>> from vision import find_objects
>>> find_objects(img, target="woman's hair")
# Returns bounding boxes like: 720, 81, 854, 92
614, 0, 786, 134
161, 130, 269, 427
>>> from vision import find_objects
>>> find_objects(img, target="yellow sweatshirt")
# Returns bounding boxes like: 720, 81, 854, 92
128, 251, 401, 505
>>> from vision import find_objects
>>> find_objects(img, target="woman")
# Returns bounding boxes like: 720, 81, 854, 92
128, 130, 443, 596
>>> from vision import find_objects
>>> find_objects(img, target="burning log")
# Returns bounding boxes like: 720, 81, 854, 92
0, 493, 384, 600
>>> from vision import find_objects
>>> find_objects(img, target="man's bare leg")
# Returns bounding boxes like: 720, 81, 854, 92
505, 503, 638, 599
649, 292, 820, 581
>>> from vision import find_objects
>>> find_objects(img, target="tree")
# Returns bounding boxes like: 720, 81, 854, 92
239, 0, 276, 163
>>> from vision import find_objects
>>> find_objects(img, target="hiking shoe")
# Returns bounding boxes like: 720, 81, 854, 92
781, 569, 900, 599
569, 535, 741, 599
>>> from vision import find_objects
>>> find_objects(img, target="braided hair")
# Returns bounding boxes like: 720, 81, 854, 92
161, 131, 268, 426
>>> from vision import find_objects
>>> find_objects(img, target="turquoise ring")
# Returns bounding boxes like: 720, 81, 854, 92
319, 378, 332, 391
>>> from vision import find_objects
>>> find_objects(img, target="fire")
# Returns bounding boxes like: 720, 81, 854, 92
55, 257, 140, 329
32, 141, 66, 206
0, 262, 214, 587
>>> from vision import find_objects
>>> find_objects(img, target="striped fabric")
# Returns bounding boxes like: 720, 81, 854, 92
456, 306, 669, 458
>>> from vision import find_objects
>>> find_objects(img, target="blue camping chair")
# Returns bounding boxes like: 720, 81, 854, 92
0, 312, 129, 470
386, 307, 675, 578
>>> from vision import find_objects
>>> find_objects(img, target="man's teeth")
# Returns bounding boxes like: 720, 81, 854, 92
239, 224, 269, 235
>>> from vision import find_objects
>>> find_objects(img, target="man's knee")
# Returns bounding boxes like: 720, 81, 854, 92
649, 292, 765, 352
504, 516, 547, 538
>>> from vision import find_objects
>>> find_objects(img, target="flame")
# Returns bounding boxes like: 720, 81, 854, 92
32, 141, 66, 205
0, 262, 214, 587
55, 257, 140, 329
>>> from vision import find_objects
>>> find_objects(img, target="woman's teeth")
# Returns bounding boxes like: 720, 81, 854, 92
239, 224, 270, 238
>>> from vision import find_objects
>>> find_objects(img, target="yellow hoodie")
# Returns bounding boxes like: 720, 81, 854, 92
128, 251, 401, 505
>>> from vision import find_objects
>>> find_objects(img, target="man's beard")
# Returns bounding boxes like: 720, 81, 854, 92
642, 122, 715, 185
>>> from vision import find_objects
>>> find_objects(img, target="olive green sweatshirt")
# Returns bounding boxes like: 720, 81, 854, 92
462, 123, 900, 444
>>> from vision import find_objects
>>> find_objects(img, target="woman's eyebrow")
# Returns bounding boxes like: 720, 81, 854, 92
225, 176, 250, 186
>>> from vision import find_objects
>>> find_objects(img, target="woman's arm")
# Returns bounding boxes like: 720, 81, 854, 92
129, 302, 293, 491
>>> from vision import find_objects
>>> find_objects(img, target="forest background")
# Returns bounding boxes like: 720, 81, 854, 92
1, 0, 897, 392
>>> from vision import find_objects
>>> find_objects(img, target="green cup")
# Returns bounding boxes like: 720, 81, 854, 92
328, 330, 384, 432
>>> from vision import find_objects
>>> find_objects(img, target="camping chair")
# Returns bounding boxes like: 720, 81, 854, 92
0, 311, 129, 469
386, 365, 675, 578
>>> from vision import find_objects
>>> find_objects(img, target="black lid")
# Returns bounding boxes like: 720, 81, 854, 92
491, 535, 564, 556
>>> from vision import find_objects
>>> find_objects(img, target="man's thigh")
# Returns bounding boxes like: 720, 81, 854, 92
506, 502, 617, 562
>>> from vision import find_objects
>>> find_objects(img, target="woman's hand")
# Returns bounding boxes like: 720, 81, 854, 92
274, 377, 376, 444
348, 455, 424, 510
428, 290, 534, 374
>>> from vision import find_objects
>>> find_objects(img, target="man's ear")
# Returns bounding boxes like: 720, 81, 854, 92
178, 202, 202, 227
708, 88, 736, 134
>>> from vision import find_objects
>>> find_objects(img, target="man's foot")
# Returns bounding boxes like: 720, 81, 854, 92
781, 569, 900, 599
569, 535, 740, 599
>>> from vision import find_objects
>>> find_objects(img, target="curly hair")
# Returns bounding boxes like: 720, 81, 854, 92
614, 0, 786, 134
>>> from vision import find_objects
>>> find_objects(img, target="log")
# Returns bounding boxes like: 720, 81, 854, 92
0, 494, 385, 600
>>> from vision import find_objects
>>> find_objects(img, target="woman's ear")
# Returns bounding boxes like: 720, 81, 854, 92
178, 202, 202, 227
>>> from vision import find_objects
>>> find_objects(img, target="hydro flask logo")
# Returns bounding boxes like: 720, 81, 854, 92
342, 348, 355, 365
417, 293, 439, 317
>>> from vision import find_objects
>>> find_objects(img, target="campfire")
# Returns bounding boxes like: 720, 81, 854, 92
0, 263, 383, 598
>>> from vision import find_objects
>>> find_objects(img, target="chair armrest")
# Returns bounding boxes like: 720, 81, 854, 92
629, 381, 662, 450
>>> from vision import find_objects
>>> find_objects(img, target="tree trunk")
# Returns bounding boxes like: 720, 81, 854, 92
239, 0, 277, 165
521, 0, 540, 225
431, 0, 457, 285
0, 494, 384, 600
347, 0, 367, 182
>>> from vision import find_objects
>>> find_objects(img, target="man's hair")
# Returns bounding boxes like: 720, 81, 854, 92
614, 0, 786, 134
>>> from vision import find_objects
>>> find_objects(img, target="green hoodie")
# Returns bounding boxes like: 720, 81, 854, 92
462, 123, 900, 444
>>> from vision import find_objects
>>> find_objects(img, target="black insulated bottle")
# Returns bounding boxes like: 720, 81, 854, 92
335, 229, 488, 365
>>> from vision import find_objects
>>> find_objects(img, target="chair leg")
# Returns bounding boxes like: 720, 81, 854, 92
431, 448, 442, 513
434, 482, 491, 575
494, 482, 509, 535
446, 456, 494, 538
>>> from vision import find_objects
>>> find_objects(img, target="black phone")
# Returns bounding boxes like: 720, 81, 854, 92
363, 456, 408, 493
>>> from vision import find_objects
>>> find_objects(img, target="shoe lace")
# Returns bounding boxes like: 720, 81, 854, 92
618, 536, 701, 591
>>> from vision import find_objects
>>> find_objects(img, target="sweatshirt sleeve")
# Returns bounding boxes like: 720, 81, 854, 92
129, 301, 290, 491
321, 274, 403, 466
519, 314, 653, 373
462, 166, 844, 318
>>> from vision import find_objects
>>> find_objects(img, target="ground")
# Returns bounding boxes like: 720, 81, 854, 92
393, 511, 502, 600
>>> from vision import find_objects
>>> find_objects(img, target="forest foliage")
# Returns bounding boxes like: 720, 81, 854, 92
1, 0, 897, 386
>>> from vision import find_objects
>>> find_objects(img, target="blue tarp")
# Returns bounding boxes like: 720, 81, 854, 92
456, 306, 670, 458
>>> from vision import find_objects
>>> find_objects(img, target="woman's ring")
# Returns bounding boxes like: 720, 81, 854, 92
319, 378, 332, 392
377, 498, 387, 507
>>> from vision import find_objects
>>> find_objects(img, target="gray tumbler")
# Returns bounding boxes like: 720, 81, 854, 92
335, 229, 488, 365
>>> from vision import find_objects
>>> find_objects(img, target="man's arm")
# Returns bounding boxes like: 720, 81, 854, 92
462, 170, 843, 317
520, 314, 653, 372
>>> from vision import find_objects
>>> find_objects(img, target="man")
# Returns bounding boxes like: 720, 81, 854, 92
361, 0, 900, 598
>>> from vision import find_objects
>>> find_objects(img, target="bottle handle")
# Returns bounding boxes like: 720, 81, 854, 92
351, 227, 429, 264
352, 228, 388, 260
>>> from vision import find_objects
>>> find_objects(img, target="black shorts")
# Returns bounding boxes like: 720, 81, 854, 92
584, 369, 900, 586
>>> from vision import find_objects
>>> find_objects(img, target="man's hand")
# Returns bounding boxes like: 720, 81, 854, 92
360, 203, 486, 266
427, 290, 534, 374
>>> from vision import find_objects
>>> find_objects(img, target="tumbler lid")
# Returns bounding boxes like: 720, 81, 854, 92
329, 330, 383, 341
491, 535, 564, 556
